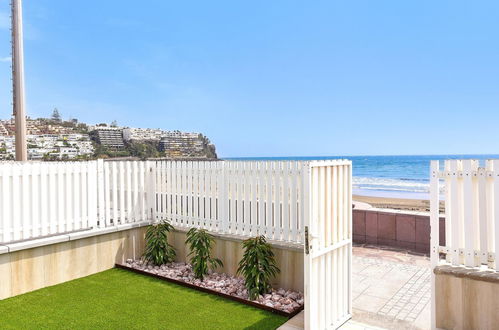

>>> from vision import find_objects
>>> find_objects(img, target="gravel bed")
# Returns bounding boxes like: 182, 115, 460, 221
125, 259, 304, 313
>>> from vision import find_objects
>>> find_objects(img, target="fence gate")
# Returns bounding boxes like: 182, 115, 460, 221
304, 161, 353, 330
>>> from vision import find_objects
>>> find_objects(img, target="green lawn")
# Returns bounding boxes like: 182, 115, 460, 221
0, 268, 287, 330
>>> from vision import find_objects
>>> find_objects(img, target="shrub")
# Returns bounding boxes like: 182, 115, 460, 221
144, 221, 176, 266
185, 228, 223, 280
237, 236, 280, 300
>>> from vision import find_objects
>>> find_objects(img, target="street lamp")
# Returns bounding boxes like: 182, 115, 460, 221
11, 0, 27, 161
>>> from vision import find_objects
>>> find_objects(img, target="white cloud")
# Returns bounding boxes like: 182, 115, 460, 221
0, 56, 11, 63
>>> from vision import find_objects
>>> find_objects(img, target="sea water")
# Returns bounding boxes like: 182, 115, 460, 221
224, 155, 499, 199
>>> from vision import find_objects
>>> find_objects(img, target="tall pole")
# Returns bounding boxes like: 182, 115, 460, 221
11, 0, 27, 161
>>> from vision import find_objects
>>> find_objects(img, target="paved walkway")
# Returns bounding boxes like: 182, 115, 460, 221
278, 246, 431, 330
351, 246, 430, 330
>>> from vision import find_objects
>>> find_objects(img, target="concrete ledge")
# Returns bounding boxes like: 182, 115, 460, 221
1, 221, 302, 256
434, 265, 499, 284
435, 265, 499, 329
0, 221, 153, 255
6, 235, 70, 253
0, 245, 8, 254
67, 221, 153, 241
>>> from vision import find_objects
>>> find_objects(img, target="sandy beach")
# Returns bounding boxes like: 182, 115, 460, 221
353, 195, 443, 212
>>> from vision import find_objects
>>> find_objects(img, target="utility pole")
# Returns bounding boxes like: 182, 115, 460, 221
11, 0, 27, 161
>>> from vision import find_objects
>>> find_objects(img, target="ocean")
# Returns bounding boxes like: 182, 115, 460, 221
224, 155, 499, 199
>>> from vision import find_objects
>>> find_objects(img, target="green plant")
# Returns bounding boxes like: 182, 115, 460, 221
237, 236, 280, 300
144, 221, 176, 266
185, 228, 223, 280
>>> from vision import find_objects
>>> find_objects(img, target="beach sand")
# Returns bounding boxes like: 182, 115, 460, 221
353, 195, 444, 212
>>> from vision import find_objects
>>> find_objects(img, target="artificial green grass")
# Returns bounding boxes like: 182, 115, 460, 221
0, 268, 287, 330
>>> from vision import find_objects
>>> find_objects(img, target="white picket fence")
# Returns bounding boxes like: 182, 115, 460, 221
0, 161, 94, 242
0, 160, 155, 244
155, 160, 309, 243
0, 159, 324, 245
103, 160, 155, 227
430, 159, 499, 271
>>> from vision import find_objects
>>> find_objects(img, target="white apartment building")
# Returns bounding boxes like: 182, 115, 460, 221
0, 136, 15, 159
0, 133, 94, 160
123, 127, 164, 141
92, 127, 124, 149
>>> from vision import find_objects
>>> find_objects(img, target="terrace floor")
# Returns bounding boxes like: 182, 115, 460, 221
279, 246, 431, 330
350, 246, 430, 329
0, 246, 430, 330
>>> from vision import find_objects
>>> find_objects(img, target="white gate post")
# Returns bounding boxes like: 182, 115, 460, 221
430, 160, 440, 330
304, 162, 313, 330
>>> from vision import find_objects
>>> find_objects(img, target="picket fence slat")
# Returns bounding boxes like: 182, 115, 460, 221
478, 167, 488, 265
1, 164, 11, 242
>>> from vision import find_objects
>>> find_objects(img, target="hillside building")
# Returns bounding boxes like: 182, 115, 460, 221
93, 127, 124, 149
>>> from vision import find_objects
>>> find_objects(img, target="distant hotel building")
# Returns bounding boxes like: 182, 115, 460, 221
121, 127, 215, 158
122, 127, 164, 141
159, 131, 206, 158
92, 127, 124, 149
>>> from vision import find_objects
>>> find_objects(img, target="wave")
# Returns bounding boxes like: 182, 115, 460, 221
353, 177, 429, 193
398, 178, 428, 182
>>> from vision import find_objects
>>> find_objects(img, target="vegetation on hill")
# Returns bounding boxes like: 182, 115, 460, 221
89, 140, 161, 160
200, 135, 217, 159
35, 116, 89, 134
127, 140, 161, 159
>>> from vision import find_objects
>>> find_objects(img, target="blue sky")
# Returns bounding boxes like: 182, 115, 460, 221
0, 1, 498, 157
